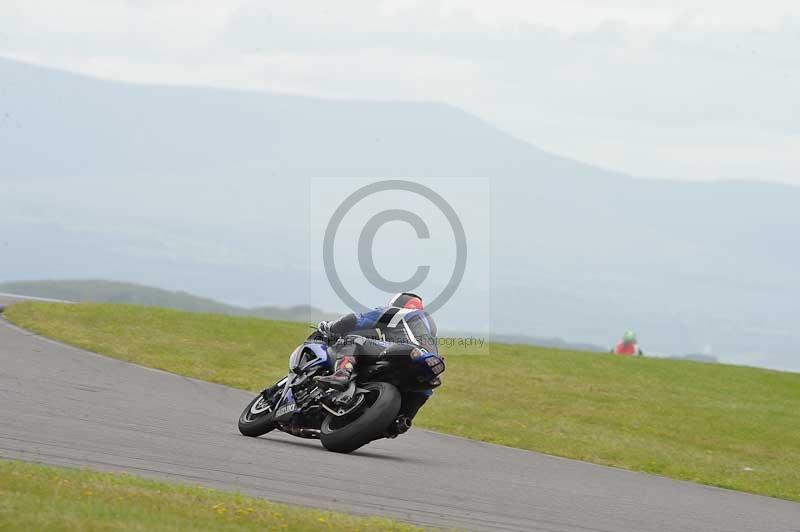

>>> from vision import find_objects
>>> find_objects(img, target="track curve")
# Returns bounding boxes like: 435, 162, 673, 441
1, 295, 798, 531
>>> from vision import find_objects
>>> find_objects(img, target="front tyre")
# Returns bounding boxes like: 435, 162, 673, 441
320, 382, 401, 454
238, 393, 277, 437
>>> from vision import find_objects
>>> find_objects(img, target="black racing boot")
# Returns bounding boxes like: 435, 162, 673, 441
314, 357, 354, 391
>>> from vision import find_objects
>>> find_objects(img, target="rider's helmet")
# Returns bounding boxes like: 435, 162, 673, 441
387, 292, 424, 310
623, 330, 637, 343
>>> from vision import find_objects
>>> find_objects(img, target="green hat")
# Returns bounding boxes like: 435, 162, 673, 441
623, 330, 637, 343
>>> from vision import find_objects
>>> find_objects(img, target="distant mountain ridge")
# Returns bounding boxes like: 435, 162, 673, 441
1, 279, 607, 352
487, 332, 606, 353
0, 280, 337, 323
2, 56, 799, 370
0, 56, 617, 182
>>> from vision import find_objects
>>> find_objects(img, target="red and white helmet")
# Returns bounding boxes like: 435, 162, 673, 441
387, 292, 424, 310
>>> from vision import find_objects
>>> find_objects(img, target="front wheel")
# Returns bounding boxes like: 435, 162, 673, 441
238, 391, 277, 437
320, 382, 401, 453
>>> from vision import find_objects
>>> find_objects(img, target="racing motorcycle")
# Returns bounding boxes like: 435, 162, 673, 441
237, 313, 445, 453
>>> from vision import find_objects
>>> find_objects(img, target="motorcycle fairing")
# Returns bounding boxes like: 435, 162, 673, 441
272, 342, 333, 421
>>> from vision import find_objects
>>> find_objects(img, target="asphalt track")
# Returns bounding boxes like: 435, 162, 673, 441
1, 294, 798, 531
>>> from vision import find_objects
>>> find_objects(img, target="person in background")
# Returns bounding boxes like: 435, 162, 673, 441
613, 330, 643, 356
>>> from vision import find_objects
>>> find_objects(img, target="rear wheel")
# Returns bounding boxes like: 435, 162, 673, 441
320, 382, 401, 454
238, 390, 278, 437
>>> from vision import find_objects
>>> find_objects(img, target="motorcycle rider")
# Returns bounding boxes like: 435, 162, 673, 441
314, 292, 437, 422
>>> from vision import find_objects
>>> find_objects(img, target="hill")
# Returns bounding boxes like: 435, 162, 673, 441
0, 57, 582, 181
2, 57, 799, 369
0, 280, 335, 322
0, 279, 607, 351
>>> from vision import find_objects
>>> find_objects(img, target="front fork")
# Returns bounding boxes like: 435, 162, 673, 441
261, 376, 289, 400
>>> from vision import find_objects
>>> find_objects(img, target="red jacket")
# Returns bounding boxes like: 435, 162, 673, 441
614, 341, 642, 356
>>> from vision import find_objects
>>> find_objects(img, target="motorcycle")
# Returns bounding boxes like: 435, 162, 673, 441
238, 316, 445, 454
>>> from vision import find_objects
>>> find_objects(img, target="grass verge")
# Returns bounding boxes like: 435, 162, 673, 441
0, 459, 423, 531
6, 302, 800, 502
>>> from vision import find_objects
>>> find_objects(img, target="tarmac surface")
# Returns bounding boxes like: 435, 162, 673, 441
1, 294, 798, 531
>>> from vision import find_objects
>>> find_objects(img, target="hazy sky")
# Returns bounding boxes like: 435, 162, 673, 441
2, 1, 799, 184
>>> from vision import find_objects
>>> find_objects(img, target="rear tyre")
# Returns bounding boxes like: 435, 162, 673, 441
320, 382, 401, 454
238, 392, 277, 437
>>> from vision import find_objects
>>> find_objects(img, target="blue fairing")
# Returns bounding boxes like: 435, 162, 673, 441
354, 308, 387, 329
273, 342, 332, 419
302, 342, 332, 371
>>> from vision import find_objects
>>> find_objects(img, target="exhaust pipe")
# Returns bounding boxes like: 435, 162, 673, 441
385, 416, 413, 439
398, 416, 412, 433
284, 424, 320, 439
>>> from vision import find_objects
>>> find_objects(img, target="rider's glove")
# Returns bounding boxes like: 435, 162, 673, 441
317, 320, 331, 336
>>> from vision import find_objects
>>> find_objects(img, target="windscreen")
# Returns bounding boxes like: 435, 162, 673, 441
404, 311, 438, 354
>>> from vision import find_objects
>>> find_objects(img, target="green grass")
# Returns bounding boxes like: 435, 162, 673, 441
6, 302, 800, 502
0, 459, 422, 531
